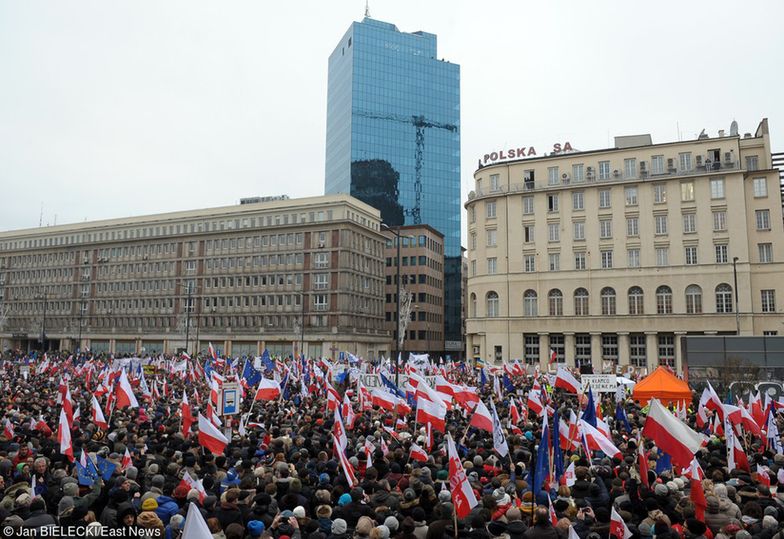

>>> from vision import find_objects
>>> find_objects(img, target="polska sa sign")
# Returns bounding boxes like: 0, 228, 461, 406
480, 142, 574, 165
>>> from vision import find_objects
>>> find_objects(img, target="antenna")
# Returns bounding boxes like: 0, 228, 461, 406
365, 0, 370, 18
39, 203, 43, 227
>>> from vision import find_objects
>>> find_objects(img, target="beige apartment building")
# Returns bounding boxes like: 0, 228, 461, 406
0, 194, 391, 358
382, 224, 446, 357
465, 119, 783, 374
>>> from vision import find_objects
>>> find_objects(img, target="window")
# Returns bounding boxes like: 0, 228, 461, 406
548, 167, 559, 185
682, 213, 696, 233
715, 244, 728, 264
679, 152, 692, 171
314, 273, 329, 290
746, 155, 759, 171
548, 223, 560, 242
601, 287, 616, 315
574, 334, 591, 367
522, 196, 534, 215
685, 285, 702, 314
602, 334, 619, 362
600, 249, 613, 269
574, 288, 589, 316
486, 229, 497, 247
627, 248, 640, 268
470, 233, 477, 250
759, 243, 773, 263
624, 159, 637, 179
548, 253, 560, 271
599, 219, 612, 239
652, 155, 665, 175
627, 217, 639, 236
762, 289, 776, 313
574, 252, 586, 270
764, 331, 778, 336
628, 286, 644, 315
469, 206, 475, 224
490, 174, 500, 192
716, 283, 733, 313
470, 260, 476, 276
548, 289, 563, 316
313, 294, 329, 311
710, 178, 725, 199
630, 334, 647, 367
681, 182, 695, 201
524, 225, 535, 243
713, 211, 727, 231
653, 183, 667, 203
658, 335, 675, 368
487, 257, 497, 274
685, 246, 698, 265
655, 215, 668, 235
573, 221, 585, 241
753, 177, 768, 197
625, 186, 638, 206
573, 163, 585, 182
550, 334, 565, 363
656, 286, 673, 314
598, 161, 610, 180
599, 189, 611, 208
756, 209, 770, 230
486, 292, 500, 317
523, 290, 538, 317
524, 335, 540, 365
314, 252, 329, 268
656, 247, 669, 267
470, 293, 476, 317
486, 201, 497, 218
572, 191, 584, 210
524, 254, 536, 272
547, 194, 559, 212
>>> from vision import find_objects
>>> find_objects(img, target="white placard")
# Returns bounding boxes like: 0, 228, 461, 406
581, 374, 618, 393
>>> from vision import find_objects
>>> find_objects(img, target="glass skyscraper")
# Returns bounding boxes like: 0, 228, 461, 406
324, 17, 463, 356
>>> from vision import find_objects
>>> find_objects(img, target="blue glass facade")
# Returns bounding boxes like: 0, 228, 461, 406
325, 18, 462, 352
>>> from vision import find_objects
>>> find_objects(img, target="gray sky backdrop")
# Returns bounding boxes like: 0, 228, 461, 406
1, 0, 782, 240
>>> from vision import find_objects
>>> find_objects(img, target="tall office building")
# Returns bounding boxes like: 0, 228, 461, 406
324, 16, 463, 357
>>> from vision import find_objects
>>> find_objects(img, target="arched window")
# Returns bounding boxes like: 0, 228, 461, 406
601, 287, 616, 315
523, 290, 538, 317
716, 283, 733, 313
628, 286, 644, 315
548, 289, 563, 316
574, 288, 589, 316
470, 293, 477, 318
656, 285, 673, 314
487, 291, 500, 318
685, 285, 702, 314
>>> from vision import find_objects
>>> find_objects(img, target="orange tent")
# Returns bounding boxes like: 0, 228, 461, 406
631, 366, 693, 406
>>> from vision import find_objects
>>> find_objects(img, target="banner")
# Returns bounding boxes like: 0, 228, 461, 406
357, 374, 436, 390
581, 374, 617, 393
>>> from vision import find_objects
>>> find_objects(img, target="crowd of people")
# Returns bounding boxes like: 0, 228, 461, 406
0, 350, 782, 539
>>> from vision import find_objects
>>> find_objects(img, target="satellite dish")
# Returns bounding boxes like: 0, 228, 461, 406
730, 120, 739, 137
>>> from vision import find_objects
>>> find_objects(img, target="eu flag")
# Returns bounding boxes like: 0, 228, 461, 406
241, 359, 261, 388
379, 372, 405, 398
582, 388, 597, 428
261, 349, 275, 372
533, 415, 550, 494
552, 407, 564, 482
96, 455, 117, 481
76, 454, 100, 486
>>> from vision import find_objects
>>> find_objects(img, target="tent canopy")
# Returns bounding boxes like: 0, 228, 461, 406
631, 366, 692, 405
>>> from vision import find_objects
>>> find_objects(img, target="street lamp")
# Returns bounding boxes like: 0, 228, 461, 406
382, 223, 402, 385
733, 257, 740, 335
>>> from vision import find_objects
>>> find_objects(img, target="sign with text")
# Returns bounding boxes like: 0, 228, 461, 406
219, 381, 240, 416
581, 374, 618, 393
357, 374, 437, 390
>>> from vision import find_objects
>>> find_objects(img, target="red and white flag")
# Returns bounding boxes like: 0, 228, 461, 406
181, 392, 194, 439
121, 448, 132, 471
416, 398, 447, 433
58, 408, 74, 462
579, 419, 622, 459
562, 461, 576, 487
179, 471, 206, 503
342, 394, 356, 429
610, 506, 632, 539
333, 434, 358, 486
468, 400, 493, 433
333, 408, 348, 452
364, 439, 374, 470
527, 383, 544, 417
642, 398, 704, 470
548, 496, 558, 525
757, 464, 771, 488
115, 369, 139, 409
447, 434, 478, 518
638, 437, 649, 488
3, 420, 14, 439
410, 442, 428, 462
509, 396, 521, 425
726, 418, 750, 472
197, 413, 228, 455
326, 383, 341, 411
688, 458, 707, 521
554, 367, 581, 394
254, 378, 281, 401
548, 348, 558, 365
370, 389, 396, 411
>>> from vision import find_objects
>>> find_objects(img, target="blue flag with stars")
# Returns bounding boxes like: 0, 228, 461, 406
96, 455, 117, 481
76, 454, 101, 486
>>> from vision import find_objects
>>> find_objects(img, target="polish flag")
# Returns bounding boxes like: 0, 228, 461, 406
554, 367, 581, 394
115, 369, 139, 409
579, 419, 622, 459
58, 408, 74, 462
181, 392, 194, 439
333, 408, 348, 452
382, 425, 400, 441
447, 434, 479, 518
549, 348, 558, 365
410, 442, 429, 462
342, 394, 356, 429
512, 359, 526, 377
91, 394, 108, 430
254, 378, 281, 401
179, 471, 206, 503
380, 436, 390, 455
757, 465, 771, 488
509, 397, 521, 425
333, 434, 358, 486
610, 506, 633, 539
562, 461, 576, 487
3, 420, 14, 439
528, 384, 544, 417
469, 401, 494, 433
371, 389, 396, 411
62, 386, 74, 427
559, 418, 575, 451
704, 382, 725, 421
208, 342, 218, 361
453, 386, 481, 410
197, 413, 228, 455
726, 419, 750, 472
364, 439, 374, 469
688, 458, 707, 521
548, 496, 559, 525
696, 388, 711, 429
326, 383, 341, 411
121, 448, 132, 471
638, 437, 649, 488
416, 398, 447, 433
642, 398, 704, 470
724, 404, 763, 438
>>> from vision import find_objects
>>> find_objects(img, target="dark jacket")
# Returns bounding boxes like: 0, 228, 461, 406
21, 510, 58, 529
215, 501, 244, 530
523, 523, 560, 539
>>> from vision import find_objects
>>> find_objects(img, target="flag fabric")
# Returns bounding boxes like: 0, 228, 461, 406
254, 378, 281, 401
582, 388, 597, 427
370, 389, 396, 411
579, 419, 622, 459
58, 408, 74, 462
490, 400, 508, 457
197, 413, 228, 456
182, 501, 212, 539
615, 403, 632, 433
180, 471, 207, 504
562, 461, 576, 487
447, 434, 478, 518
554, 367, 581, 394
3, 419, 14, 439
410, 443, 429, 463
757, 465, 771, 488
121, 448, 132, 471
181, 392, 194, 439
642, 399, 704, 470
727, 421, 750, 472
610, 506, 633, 539
241, 359, 262, 389
533, 412, 551, 494
115, 369, 139, 409
91, 395, 109, 430
95, 455, 117, 481
638, 437, 650, 488
553, 407, 564, 482
75, 453, 100, 486
333, 434, 358, 487
549, 348, 558, 365
416, 398, 447, 433
469, 401, 494, 433
333, 408, 348, 452
689, 458, 707, 521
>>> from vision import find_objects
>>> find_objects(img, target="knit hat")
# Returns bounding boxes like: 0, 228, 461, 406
356, 516, 375, 535
316, 505, 332, 519
332, 519, 348, 534
151, 474, 165, 488
376, 525, 391, 539
247, 520, 265, 537
58, 496, 75, 518
141, 498, 158, 511
293, 506, 306, 519
62, 483, 79, 497
384, 516, 399, 532
169, 514, 184, 530
438, 490, 451, 503
338, 493, 352, 506
762, 516, 777, 529
654, 483, 669, 496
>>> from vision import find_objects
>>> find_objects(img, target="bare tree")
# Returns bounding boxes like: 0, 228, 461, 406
398, 288, 413, 349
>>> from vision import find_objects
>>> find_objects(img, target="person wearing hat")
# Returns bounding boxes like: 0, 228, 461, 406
331, 488, 375, 529
21, 496, 56, 530
137, 498, 165, 536
330, 517, 349, 539
315, 504, 333, 534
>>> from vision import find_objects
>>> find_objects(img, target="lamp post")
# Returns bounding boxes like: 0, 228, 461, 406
180, 280, 198, 356
733, 257, 740, 335
382, 223, 402, 386
34, 291, 48, 352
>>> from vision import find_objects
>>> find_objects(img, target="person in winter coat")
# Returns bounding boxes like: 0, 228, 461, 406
21, 497, 57, 530
523, 507, 559, 539
215, 489, 244, 530
705, 496, 734, 535
155, 485, 181, 526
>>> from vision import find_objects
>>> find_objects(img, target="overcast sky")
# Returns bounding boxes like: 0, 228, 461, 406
1, 1, 782, 236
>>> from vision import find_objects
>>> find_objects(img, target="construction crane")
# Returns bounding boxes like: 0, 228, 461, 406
354, 109, 458, 224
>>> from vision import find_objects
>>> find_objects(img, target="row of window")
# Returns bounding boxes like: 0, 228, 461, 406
384, 255, 443, 272
385, 273, 443, 289
518, 333, 676, 368
472, 282, 776, 317
384, 234, 443, 254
